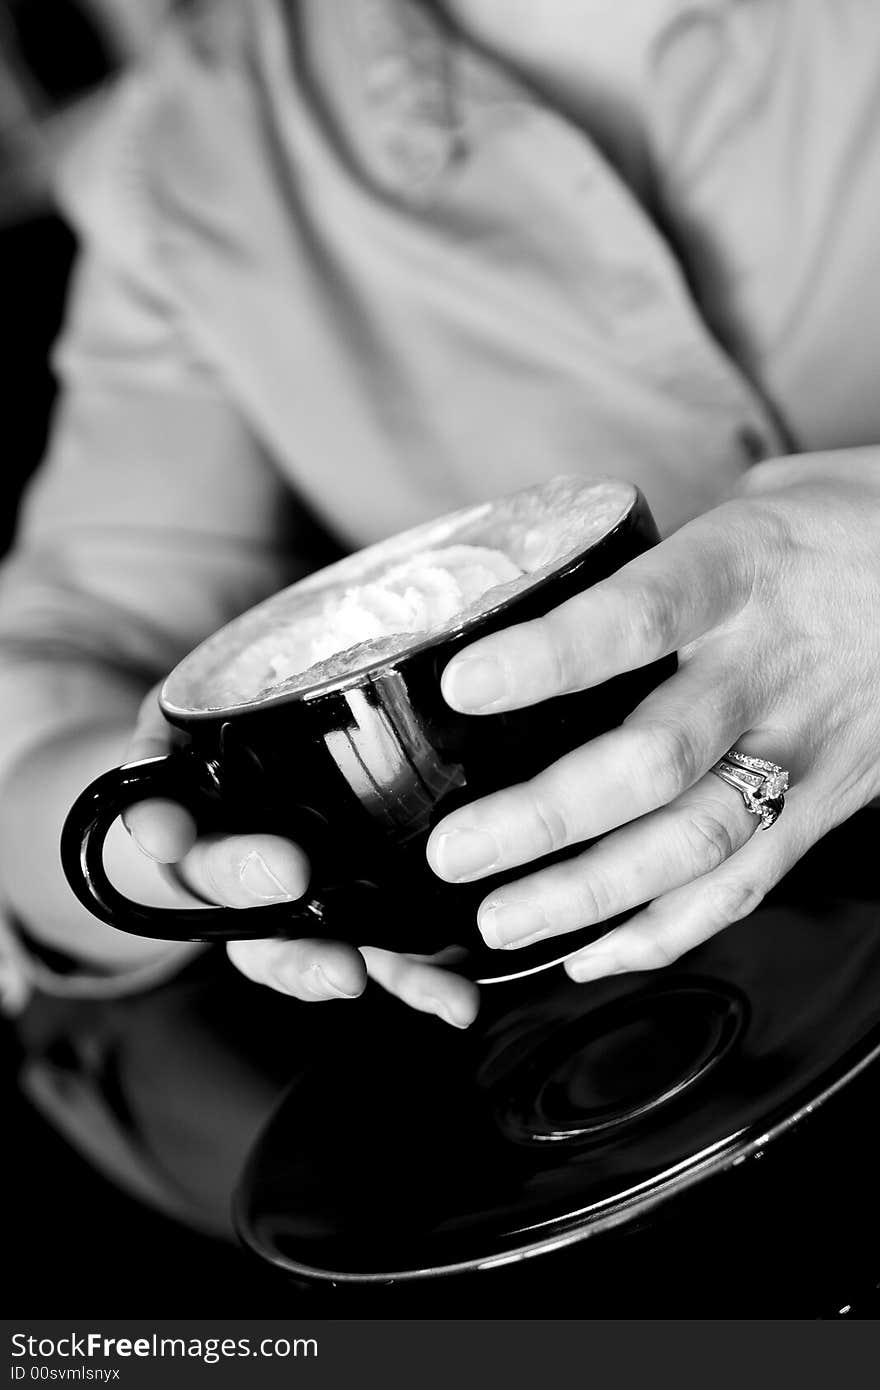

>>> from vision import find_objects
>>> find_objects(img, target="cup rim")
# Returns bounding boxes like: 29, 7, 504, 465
160, 478, 638, 721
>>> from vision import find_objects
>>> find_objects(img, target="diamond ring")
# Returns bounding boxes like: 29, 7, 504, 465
709, 749, 790, 830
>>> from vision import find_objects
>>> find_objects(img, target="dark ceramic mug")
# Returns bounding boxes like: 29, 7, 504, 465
61, 477, 675, 982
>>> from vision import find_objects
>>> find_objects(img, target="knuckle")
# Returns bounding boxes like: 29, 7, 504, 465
529, 787, 571, 856
621, 582, 676, 660
704, 875, 767, 926
681, 810, 736, 879
735, 459, 776, 499
539, 612, 584, 694
573, 867, 616, 924
187, 843, 226, 905
735, 455, 795, 500
637, 720, 700, 804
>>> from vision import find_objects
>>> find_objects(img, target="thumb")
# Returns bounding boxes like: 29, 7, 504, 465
122, 682, 197, 863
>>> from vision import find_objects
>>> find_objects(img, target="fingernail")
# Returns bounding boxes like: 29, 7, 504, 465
432, 827, 500, 882
443, 657, 507, 711
416, 994, 470, 1029
566, 952, 621, 983
479, 899, 548, 949
240, 851, 295, 902
303, 963, 361, 1000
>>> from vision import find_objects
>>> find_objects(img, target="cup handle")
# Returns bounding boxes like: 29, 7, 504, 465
60, 753, 345, 944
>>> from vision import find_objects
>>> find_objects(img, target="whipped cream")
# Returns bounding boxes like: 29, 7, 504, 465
267, 544, 522, 684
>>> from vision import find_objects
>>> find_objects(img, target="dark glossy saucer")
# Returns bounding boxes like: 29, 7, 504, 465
236, 811, 880, 1284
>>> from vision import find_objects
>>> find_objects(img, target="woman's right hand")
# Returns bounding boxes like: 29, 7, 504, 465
121, 688, 479, 1029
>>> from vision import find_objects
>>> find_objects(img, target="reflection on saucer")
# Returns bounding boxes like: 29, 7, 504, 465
495, 982, 747, 1145
235, 812, 880, 1284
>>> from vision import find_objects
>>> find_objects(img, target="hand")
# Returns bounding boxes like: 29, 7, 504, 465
122, 688, 478, 1028
427, 450, 880, 980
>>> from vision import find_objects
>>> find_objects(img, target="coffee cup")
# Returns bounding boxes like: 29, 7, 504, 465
61, 476, 675, 982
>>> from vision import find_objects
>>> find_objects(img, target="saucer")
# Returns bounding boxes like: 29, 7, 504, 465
235, 810, 880, 1284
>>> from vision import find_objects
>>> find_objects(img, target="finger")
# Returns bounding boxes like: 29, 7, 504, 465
476, 770, 758, 950
123, 683, 197, 861
124, 682, 175, 761
563, 794, 814, 981
428, 653, 754, 884
177, 833, 311, 907
441, 505, 755, 713
125, 799, 199, 864
360, 946, 479, 1029
405, 945, 471, 968
228, 936, 368, 1001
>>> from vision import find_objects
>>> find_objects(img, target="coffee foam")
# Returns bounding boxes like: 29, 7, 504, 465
163, 476, 635, 714
264, 544, 523, 687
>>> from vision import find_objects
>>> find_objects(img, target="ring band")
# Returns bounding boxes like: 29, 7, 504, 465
710, 748, 790, 830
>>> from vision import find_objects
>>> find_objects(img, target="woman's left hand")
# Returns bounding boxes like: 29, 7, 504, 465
427, 450, 880, 981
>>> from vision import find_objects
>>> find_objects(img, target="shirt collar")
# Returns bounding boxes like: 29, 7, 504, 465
303, 0, 534, 196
